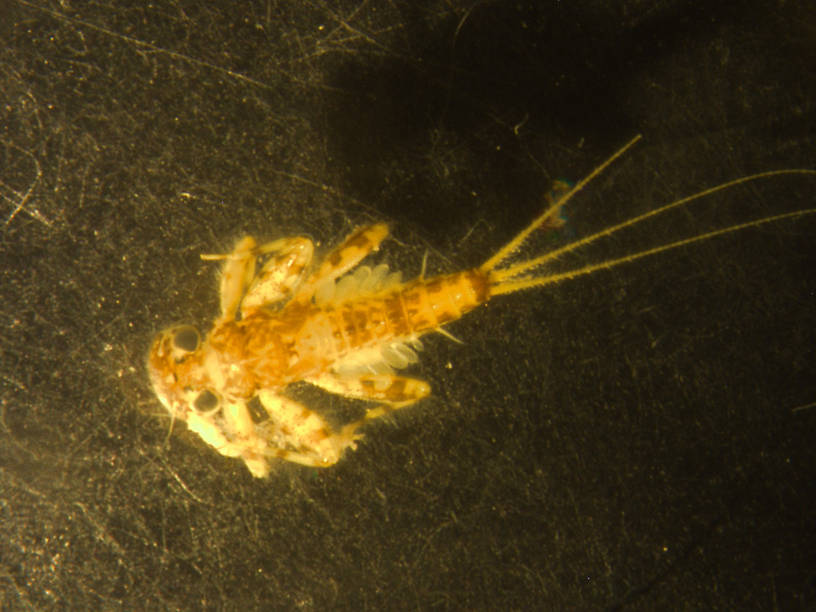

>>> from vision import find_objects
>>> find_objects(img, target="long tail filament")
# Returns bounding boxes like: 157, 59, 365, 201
482, 136, 816, 297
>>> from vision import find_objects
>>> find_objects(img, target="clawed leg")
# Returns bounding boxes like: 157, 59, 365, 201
185, 399, 273, 478
306, 372, 431, 409
202, 235, 314, 321
182, 373, 430, 476
253, 373, 429, 472
201, 237, 257, 322
255, 389, 364, 469
304, 373, 431, 452
295, 223, 389, 301
241, 237, 313, 312
306, 370, 428, 422
186, 390, 366, 475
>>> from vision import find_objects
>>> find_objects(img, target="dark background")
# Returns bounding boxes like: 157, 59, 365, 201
2, 1, 815, 609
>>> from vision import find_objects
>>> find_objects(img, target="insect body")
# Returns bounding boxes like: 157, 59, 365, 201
147, 135, 815, 477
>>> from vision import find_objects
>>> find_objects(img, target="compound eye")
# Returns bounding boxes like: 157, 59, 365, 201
173, 326, 200, 352
193, 389, 220, 413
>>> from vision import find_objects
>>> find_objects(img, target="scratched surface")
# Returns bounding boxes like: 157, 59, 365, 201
1, 1, 815, 609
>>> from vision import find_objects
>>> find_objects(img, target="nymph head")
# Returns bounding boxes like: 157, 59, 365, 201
147, 325, 209, 418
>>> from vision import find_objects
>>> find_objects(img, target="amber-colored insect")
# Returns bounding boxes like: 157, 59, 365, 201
147, 135, 815, 477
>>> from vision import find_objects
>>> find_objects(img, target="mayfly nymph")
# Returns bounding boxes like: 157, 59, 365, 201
147, 135, 815, 477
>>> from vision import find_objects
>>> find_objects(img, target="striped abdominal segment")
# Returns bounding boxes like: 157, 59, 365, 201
326, 269, 490, 355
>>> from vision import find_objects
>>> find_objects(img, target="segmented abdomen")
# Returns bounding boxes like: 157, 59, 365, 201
327, 269, 490, 354
241, 269, 491, 385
